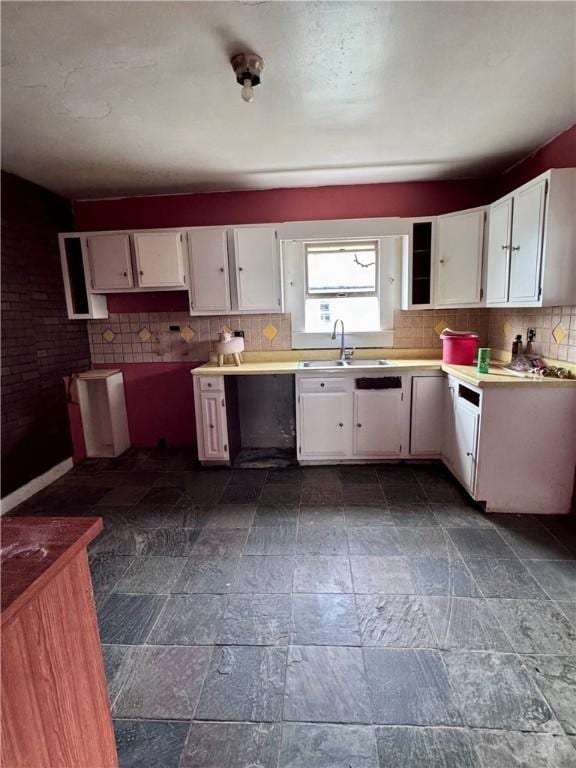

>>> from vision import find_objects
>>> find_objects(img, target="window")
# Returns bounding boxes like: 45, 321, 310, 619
282, 229, 405, 350
304, 241, 380, 333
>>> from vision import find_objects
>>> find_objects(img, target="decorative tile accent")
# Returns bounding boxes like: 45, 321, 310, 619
102, 329, 116, 343
503, 321, 512, 338
180, 325, 196, 343
433, 320, 446, 336
263, 323, 278, 341
138, 327, 152, 342
552, 322, 568, 344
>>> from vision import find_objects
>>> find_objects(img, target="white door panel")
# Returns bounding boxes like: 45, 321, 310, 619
486, 197, 513, 304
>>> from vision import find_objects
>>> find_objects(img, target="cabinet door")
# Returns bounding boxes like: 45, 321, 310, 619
441, 379, 457, 468
200, 392, 228, 460
509, 178, 547, 303
299, 392, 351, 457
233, 228, 280, 311
353, 390, 403, 457
188, 229, 231, 312
410, 376, 444, 455
87, 234, 133, 291
436, 210, 484, 305
133, 232, 186, 288
486, 197, 513, 304
452, 398, 479, 493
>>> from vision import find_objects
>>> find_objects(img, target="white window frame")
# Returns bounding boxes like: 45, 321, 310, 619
280, 218, 410, 350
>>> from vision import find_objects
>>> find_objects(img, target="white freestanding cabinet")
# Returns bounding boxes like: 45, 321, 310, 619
486, 169, 576, 307
87, 234, 133, 291
76, 370, 130, 458
133, 232, 186, 289
435, 208, 485, 306
232, 228, 281, 312
188, 229, 231, 313
353, 390, 403, 457
410, 375, 444, 456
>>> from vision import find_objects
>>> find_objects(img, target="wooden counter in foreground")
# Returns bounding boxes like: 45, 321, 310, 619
1, 516, 118, 768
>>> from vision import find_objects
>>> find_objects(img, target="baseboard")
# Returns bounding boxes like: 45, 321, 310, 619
1, 458, 73, 515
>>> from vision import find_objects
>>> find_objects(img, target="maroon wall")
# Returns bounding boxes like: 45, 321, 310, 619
1, 172, 90, 496
74, 179, 493, 232
93, 363, 199, 449
498, 123, 576, 196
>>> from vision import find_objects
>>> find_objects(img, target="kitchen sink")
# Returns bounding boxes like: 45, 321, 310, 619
299, 359, 391, 369
344, 359, 391, 367
299, 360, 346, 368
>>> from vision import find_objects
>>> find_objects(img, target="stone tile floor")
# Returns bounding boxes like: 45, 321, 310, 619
10, 449, 576, 767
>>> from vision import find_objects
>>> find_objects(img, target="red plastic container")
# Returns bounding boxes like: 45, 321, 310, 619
440, 330, 479, 365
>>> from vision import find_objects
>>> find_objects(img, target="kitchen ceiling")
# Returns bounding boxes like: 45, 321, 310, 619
1, 1, 575, 199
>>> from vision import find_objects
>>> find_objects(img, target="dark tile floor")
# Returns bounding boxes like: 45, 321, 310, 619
10, 449, 576, 767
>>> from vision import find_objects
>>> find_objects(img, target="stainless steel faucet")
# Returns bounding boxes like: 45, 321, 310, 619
331, 319, 354, 360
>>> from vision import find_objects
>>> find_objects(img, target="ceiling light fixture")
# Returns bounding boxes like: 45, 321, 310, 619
231, 53, 264, 103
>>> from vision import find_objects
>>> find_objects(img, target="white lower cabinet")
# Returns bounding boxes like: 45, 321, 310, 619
410, 375, 444, 455
442, 377, 480, 495
193, 376, 230, 462
299, 391, 351, 458
353, 390, 403, 457
297, 374, 408, 461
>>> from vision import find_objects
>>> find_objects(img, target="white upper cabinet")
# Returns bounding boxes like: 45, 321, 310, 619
232, 227, 281, 312
87, 234, 133, 291
508, 178, 547, 303
133, 232, 186, 289
487, 169, 576, 307
435, 208, 485, 306
188, 229, 231, 313
485, 197, 513, 304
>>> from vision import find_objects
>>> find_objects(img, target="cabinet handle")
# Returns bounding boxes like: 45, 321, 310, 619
338, 422, 344, 427
139, 270, 144, 275
466, 451, 473, 457
357, 423, 362, 428
238, 267, 244, 272
439, 259, 445, 264
122, 271, 128, 276
320, 383, 325, 387
207, 383, 212, 387
219, 267, 224, 272
501, 245, 511, 251
209, 424, 215, 429
511, 246, 520, 251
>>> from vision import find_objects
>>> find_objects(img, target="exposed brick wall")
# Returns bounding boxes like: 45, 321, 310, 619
1, 172, 90, 497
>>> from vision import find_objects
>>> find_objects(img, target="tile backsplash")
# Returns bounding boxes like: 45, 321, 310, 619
88, 306, 576, 364
488, 305, 576, 363
393, 309, 490, 349
89, 312, 292, 363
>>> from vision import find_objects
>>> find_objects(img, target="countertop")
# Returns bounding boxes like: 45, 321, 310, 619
1, 517, 103, 624
192, 355, 576, 387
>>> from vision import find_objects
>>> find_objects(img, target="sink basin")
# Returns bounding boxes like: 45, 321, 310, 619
344, 359, 391, 367
299, 359, 391, 369
299, 360, 346, 368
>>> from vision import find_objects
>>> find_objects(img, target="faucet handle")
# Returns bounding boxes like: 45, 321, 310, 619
344, 347, 355, 360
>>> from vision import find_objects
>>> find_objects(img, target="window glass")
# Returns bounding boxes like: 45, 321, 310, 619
306, 241, 377, 295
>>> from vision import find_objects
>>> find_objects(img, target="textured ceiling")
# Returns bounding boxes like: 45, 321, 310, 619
1, 1, 575, 199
